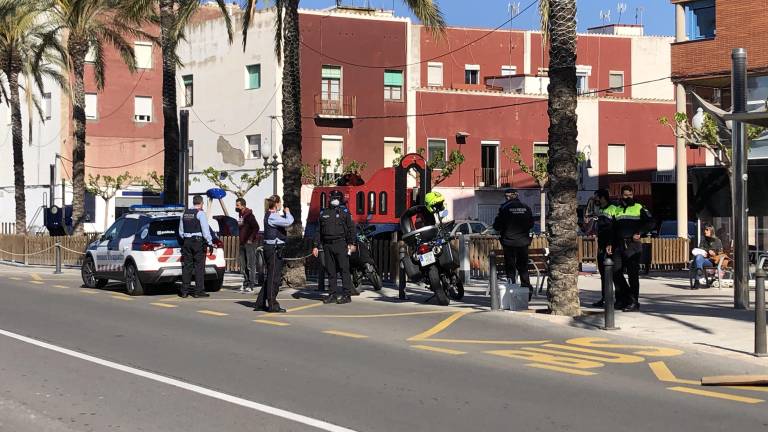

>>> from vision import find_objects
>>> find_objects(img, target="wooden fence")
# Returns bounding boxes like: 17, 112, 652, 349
0, 234, 99, 266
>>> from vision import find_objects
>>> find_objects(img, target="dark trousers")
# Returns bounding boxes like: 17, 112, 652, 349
323, 240, 353, 296
502, 245, 531, 288
612, 250, 641, 305
181, 237, 206, 295
239, 243, 259, 287
256, 244, 283, 310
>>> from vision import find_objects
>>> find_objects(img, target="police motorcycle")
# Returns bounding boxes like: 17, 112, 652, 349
349, 216, 383, 293
399, 192, 464, 306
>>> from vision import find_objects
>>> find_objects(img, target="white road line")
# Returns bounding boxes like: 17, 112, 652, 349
0, 328, 359, 432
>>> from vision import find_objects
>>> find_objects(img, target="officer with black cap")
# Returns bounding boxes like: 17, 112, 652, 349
178, 195, 213, 298
312, 190, 356, 304
492, 188, 534, 294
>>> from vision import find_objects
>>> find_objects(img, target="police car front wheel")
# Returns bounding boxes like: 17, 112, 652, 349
82, 256, 108, 289
124, 263, 146, 296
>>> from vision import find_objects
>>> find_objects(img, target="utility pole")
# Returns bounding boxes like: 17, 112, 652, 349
732, 48, 749, 310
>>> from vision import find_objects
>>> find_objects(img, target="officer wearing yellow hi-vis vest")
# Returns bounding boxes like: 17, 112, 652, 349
610, 185, 654, 312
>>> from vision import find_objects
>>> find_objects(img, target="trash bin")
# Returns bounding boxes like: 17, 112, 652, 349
500, 283, 530, 311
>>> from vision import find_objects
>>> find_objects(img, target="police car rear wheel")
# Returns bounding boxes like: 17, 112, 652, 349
124, 263, 145, 296
82, 256, 108, 289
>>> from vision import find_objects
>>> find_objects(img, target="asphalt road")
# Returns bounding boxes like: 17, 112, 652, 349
1, 266, 767, 432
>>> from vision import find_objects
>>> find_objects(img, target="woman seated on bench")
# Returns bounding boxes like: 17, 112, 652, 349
694, 224, 726, 272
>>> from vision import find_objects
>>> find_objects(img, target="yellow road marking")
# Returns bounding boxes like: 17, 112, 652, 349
648, 361, 699, 385
524, 346, 645, 364
276, 310, 450, 319
323, 330, 368, 339
254, 319, 291, 327
667, 386, 763, 404
411, 345, 467, 355
197, 310, 228, 317
111, 295, 134, 301
151, 302, 178, 308
79, 289, 99, 294
286, 302, 324, 313
408, 311, 472, 341
31, 273, 42, 281
725, 386, 768, 393
426, 338, 550, 345
52, 285, 69, 289
527, 364, 598, 376
10, 277, 21, 281
29, 281, 44, 285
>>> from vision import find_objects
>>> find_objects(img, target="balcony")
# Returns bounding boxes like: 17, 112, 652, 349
652, 172, 676, 184
474, 168, 511, 189
315, 95, 357, 119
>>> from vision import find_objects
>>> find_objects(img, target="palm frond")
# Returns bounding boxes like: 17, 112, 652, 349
242, 0, 258, 50
402, 0, 445, 33
539, 0, 550, 45
212, 0, 233, 44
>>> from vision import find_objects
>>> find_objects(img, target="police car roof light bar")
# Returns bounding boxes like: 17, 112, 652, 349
129, 204, 186, 214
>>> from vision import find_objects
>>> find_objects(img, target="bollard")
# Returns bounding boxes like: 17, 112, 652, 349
459, 234, 471, 285
602, 255, 619, 330
755, 268, 767, 356
54, 242, 62, 275
317, 247, 326, 292
490, 251, 500, 311
398, 245, 407, 299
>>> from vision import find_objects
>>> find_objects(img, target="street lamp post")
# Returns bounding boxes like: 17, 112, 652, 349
263, 154, 282, 196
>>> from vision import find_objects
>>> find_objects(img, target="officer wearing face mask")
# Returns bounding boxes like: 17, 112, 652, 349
610, 185, 654, 312
312, 190, 356, 304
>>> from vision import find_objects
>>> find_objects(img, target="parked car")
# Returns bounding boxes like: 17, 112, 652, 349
81, 205, 226, 296
447, 220, 489, 236
655, 220, 697, 240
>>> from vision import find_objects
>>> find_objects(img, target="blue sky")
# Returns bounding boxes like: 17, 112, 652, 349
293, 0, 675, 36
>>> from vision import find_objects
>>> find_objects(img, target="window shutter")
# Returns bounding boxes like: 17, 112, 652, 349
134, 42, 152, 69
322, 65, 342, 79
246, 64, 261, 89
607, 145, 626, 174
427, 62, 443, 87
85, 94, 97, 119
384, 70, 403, 86
134, 96, 152, 121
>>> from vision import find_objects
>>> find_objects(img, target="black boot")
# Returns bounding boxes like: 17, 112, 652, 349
323, 294, 339, 304
336, 295, 352, 304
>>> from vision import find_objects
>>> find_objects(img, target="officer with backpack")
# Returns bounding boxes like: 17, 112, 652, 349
312, 190, 356, 304
178, 195, 212, 298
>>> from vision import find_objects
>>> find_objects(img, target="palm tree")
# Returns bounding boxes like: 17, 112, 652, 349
49, 0, 144, 234
240, 1, 444, 281
540, 0, 580, 316
0, 0, 65, 234
128, 0, 233, 205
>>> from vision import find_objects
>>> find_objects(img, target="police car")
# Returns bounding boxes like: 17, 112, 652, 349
81, 205, 226, 296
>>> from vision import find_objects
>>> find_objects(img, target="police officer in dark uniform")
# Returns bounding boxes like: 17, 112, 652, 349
255, 194, 293, 313
492, 188, 534, 294
178, 195, 213, 298
591, 189, 617, 308
312, 190, 356, 304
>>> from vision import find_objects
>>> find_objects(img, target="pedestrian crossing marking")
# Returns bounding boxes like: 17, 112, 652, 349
254, 319, 291, 327
198, 310, 229, 317
151, 303, 178, 308
323, 330, 368, 339
527, 364, 598, 376
411, 345, 466, 355
667, 386, 763, 404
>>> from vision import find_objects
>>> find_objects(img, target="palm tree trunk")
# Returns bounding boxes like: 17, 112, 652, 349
545, 0, 580, 316
69, 40, 87, 235
8, 67, 26, 234
281, 0, 306, 287
161, 0, 180, 205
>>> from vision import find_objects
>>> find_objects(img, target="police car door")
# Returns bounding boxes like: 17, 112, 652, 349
99, 219, 124, 277
111, 216, 140, 276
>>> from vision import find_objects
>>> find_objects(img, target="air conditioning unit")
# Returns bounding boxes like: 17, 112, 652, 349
135, 114, 151, 122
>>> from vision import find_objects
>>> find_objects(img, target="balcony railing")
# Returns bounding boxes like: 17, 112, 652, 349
652, 172, 676, 184
474, 168, 511, 189
315, 95, 357, 118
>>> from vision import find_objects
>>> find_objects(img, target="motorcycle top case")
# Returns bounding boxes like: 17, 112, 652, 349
438, 244, 460, 270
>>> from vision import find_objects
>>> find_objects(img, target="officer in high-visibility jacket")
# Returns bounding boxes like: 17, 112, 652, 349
178, 195, 212, 298
591, 189, 618, 308
610, 185, 654, 312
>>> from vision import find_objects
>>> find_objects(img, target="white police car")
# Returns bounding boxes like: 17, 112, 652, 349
81, 205, 226, 295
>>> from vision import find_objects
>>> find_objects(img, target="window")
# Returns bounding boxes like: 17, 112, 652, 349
576, 65, 592, 95
427, 138, 447, 168
134, 96, 152, 122
245, 64, 261, 90
532, 142, 548, 173
321, 135, 343, 175
685, 0, 715, 40
384, 70, 403, 101
501, 65, 516, 76
43, 93, 52, 120
607, 144, 626, 174
379, 192, 387, 215
355, 191, 365, 215
85, 93, 97, 119
384, 138, 403, 167
368, 192, 376, 214
119, 218, 140, 239
320, 192, 327, 209
657, 146, 675, 172
456, 223, 470, 235
188, 140, 194, 171
103, 219, 124, 241
470, 222, 486, 234
321, 65, 341, 101
427, 62, 443, 87
246, 134, 261, 159
609, 72, 624, 93
85, 45, 96, 63
182, 74, 193, 107
465, 64, 480, 85
134, 42, 152, 69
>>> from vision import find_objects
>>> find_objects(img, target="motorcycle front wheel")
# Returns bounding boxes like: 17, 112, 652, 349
366, 265, 383, 291
445, 273, 464, 301
428, 266, 450, 306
